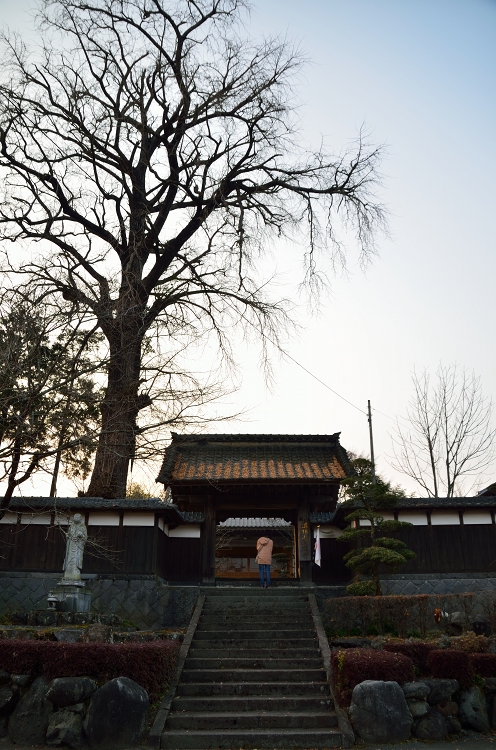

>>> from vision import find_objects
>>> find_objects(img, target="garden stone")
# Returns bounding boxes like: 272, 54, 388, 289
487, 693, 496, 730
446, 716, 462, 734
423, 678, 459, 705
8, 676, 53, 745
46, 710, 83, 748
54, 629, 81, 643
413, 710, 448, 740
459, 686, 490, 732
73, 612, 91, 625
0, 687, 17, 715
485, 678, 496, 692
437, 700, 458, 717
472, 617, 491, 636
0, 716, 8, 738
402, 681, 430, 700
47, 677, 97, 707
349, 680, 413, 743
408, 699, 429, 718
80, 623, 113, 643
84, 677, 149, 750
0, 671, 10, 687
37, 611, 57, 627
62, 702, 85, 716
11, 674, 30, 687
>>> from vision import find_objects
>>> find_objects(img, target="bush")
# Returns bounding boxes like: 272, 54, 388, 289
324, 592, 481, 638
427, 649, 474, 689
384, 641, 437, 677
0, 639, 180, 699
470, 653, 496, 677
346, 581, 376, 596
331, 648, 414, 706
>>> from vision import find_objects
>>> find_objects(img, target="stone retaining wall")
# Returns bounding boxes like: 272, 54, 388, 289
0, 572, 198, 629
381, 574, 496, 596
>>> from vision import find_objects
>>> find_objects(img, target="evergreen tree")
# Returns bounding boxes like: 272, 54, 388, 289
339, 457, 415, 595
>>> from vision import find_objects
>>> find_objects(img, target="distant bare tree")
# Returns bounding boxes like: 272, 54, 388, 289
392, 365, 496, 497
0, 0, 387, 498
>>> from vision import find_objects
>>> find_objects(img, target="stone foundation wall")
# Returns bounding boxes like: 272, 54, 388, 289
381, 573, 496, 596
0, 572, 199, 630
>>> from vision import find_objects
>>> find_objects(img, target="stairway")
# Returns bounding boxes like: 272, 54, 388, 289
161, 587, 342, 749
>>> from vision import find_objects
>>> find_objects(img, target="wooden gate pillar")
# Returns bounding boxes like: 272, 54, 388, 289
297, 500, 313, 585
201, 498, 216, 585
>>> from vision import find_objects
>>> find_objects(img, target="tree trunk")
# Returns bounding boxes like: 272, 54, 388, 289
84, 330, 145, 499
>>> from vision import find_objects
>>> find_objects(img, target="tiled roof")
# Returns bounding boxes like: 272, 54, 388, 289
6, 497, 200, 524
332, 495, 496, 523
396, 496, 496, 509
218, 517, 292, 528
157, 433, 352, 484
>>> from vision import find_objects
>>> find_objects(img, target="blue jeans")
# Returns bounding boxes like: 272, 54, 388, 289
259, 564, 271, 586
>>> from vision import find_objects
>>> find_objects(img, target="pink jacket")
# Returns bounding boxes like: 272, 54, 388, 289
256, 537, 273, 565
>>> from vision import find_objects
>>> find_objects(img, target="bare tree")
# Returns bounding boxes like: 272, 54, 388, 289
0, 0, 387, 498
391, 365, 496, 497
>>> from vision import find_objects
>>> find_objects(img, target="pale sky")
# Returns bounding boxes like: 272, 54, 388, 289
1, 0, 495, 497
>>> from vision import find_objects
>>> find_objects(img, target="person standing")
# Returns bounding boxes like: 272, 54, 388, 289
256, 534, 273, 588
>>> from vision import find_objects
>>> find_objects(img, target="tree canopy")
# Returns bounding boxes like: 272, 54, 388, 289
0, 0, 387, 497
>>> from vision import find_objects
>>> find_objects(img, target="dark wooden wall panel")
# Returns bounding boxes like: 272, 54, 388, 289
392, 525, 496, 574
157, 533, 201, 581
312, 539, 352, 584
0, 524, 159, 575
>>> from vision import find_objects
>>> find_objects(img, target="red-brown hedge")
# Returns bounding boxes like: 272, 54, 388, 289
331, 648, 414, 706
470, 653, 496, 677
0, 640, 180, 699
427, 649, 474, 688
384, 642, 437, 677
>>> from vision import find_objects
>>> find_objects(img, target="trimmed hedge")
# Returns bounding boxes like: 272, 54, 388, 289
0, 640, 180, 699
384, 641, 437, 677
427, 649, 474, 689
325, 593, 479, 638
331, 648, 414, 706
470, 653, 496, 677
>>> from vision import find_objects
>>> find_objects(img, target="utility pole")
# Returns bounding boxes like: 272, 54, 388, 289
367, 399, 376, 484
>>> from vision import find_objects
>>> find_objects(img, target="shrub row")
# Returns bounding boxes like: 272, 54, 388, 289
331, 648, 414, 706
330, 646, 496, 705
384, 641, 437, 676
324, 592, 496, 638
0, 640, 180, 699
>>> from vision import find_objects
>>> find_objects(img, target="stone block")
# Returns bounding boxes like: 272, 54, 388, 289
459, 686, 490, 732
8, 676, 53, 745
408, 699, 429, 718
46, 677, 97, 707
423, 679, 459, 706
0, 672, 10, 687
413, 710, 448, 740
349, 680, 412, 743
84, 677, 149, 750
402, 681, 430, 700
46, 710, 83, 748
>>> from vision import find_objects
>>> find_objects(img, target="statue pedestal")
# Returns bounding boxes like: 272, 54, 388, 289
51, 580, 91, 613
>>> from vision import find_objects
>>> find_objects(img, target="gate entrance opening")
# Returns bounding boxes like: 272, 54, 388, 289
215, 518, 296, 580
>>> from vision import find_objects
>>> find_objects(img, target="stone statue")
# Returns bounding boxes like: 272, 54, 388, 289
62, 513, 87, 582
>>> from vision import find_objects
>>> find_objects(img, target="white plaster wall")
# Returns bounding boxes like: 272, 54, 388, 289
398, 511, 428, 526
122, 512, 154, 526
431, 510, 460, 525
463, 510, 493, 525
88, 511, 120, 526
168, 524, 201, 538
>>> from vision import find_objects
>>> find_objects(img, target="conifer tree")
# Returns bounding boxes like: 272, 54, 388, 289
339, 457, 415, 595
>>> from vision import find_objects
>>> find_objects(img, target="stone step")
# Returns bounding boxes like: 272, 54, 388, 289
181, 668, 326, 683
177, 681, 331, 697
191, 638, 318, 650
185, 657, 323, 670
196, 624, 315, 635
201, 588, 311, 596
201, 597, 309, 605
194, 629, 312, 640
171, 695, 333, 712
166, 710, 337, 730
199, 616, 312, 625
189, 647, 321, 659
160, 728, 342, 748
